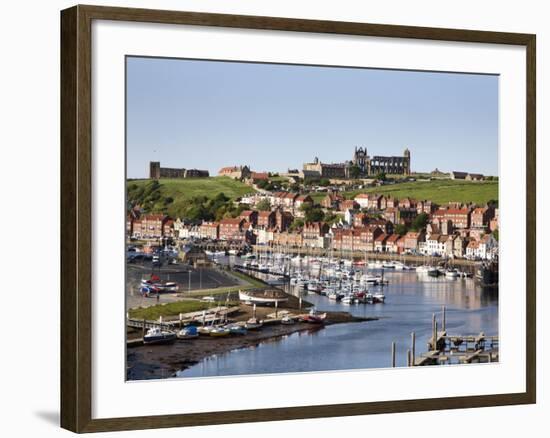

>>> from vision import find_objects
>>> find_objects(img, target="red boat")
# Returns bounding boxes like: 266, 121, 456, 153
299, 309, 327, 324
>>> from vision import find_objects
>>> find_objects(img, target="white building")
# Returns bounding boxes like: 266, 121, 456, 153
354, 193, 370, 209
466, 234, 498, 260
256, 228, 275, 245
424, 234, 446, 256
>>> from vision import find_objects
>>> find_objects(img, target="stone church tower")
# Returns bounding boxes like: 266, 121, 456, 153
149, 161, 161, 179
403, 148, 411, 175
353, 146, 369, 174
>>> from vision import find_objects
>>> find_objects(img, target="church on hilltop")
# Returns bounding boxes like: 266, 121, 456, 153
302, 147, 411, 179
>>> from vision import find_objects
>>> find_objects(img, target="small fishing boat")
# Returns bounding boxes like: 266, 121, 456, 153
281, 315, 295, 325
445, 269, 459, 278
176, 326, 199, 340
143, 327, 176, 345
427, 268, 441, 277
245, 317, 263, 330
360, 274, 383, 285
300, 308, 327, 324
197, 325, 215, 335
209, 326, 231, 337
226, 324, 248, 335
239, 289, 289, 306
341, 295, 356, 305
372, 292, 386, 303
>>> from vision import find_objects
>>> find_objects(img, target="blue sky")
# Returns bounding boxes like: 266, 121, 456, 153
126, 57, 498, 178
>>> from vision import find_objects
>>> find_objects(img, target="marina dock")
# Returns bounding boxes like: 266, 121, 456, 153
393, 306, 499, 367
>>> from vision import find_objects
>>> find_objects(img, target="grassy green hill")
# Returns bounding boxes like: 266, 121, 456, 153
344, 180, 498, 205
127, 177, 255, 218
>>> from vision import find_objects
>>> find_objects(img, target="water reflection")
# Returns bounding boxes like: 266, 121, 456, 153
178, 269, 498, 377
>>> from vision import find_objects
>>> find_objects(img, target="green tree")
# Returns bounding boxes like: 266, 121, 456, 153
318, 178, 331, 187
394, 223, 408, 236
349, 165, 361, 179
324, 212, 339, 225
256, 199, 272, 211
288, 183, 301, 192
289, 218, 304, 232
256, 179, 270, 189
301, 204, 325, 223
493, 228, 499, 241
375, 172, 387, 181
411, 212, 429, 231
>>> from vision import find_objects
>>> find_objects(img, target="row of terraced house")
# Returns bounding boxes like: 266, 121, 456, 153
127, 191, 499, 260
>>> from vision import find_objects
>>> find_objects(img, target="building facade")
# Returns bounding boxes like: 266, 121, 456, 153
149, 161, 209, 179
303, 147, 411, 179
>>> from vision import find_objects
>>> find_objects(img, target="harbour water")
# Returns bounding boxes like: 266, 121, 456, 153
177, 268, 498, 378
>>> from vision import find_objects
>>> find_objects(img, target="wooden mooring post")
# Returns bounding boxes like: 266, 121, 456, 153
430, 313, 437, 350
391, 342, 396, 368
442, 305, 446, 332
411, 332, 416, 366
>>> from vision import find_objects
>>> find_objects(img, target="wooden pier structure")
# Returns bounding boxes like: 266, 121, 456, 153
391, 306, 499, 367
126, 306, 240, 331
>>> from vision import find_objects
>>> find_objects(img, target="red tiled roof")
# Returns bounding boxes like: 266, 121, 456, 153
219, 166, 239, 173
220, 217, 245, 225
386, 234, 400, 243
445, 208, 470, 215
201, 222, 219, 228
251, 172, 268, 180
142, 214, 167, 220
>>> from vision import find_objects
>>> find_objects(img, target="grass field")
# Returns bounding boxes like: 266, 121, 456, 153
129, 176, 254, 201
309, 192, 329, 203
128, 300, 213, 320
128, 270, 264, 320
343, 180, 498, 205
127, 176, 255, 217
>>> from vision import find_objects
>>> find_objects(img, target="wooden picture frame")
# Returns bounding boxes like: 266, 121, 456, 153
60, 4, 536, 433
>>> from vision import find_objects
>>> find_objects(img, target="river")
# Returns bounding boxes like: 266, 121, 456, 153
177, 266, 498, 378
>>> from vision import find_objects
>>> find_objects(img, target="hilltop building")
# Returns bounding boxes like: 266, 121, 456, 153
302, 147, 411, 179
149, 161, 209, 179
218, 165, 251, 180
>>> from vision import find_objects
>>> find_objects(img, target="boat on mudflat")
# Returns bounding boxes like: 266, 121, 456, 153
143, 327, 176, 345
239, 288, 289, 306
299, 309, 327, 324
176, 326, 199, 340
244, 317, 263, 330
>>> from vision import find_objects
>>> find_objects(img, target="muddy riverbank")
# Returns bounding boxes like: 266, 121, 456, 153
127, 311, 376, 380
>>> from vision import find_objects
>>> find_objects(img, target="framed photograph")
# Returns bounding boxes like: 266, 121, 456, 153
60, 5, 536, 433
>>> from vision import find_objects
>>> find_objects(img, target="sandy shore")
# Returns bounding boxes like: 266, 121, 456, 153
127, 311, 376, 380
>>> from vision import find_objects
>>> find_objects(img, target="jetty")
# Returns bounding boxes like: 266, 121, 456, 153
390, 306, 499, 367
127, 306, 240, 331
